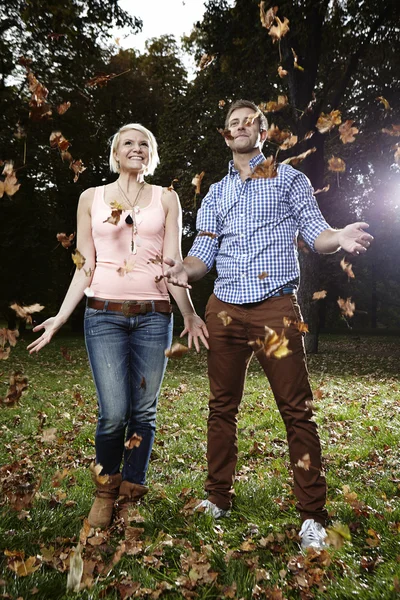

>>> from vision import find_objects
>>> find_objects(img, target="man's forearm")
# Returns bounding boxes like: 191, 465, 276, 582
182, 256, 208, 282
314, 228, 341, 254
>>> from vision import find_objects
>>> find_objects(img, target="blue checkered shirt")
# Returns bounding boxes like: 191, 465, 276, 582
188, 153, 330, 304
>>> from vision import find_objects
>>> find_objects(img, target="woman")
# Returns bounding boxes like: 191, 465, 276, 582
28, 123, 209, 528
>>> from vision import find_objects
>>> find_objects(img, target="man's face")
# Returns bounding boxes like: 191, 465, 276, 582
226, 107, 266, 154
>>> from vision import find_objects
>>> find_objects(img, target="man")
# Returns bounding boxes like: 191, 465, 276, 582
164, 99, 373, 550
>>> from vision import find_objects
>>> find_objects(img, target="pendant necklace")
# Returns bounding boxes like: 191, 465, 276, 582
117, 180, 145, 254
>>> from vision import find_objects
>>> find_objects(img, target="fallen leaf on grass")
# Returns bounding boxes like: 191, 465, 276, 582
125, 433, 142, 449
164, 343, 189, 359
7, 554, 41, 577
217, 311, 232, 326
40, 427, 57, 443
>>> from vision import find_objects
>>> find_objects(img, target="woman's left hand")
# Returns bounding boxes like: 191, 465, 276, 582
181, 314, 209, 352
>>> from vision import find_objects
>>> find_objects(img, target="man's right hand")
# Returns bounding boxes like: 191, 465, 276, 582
163, 257, 192, 289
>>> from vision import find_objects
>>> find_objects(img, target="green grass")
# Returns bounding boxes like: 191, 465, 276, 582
1, 332, 400, 599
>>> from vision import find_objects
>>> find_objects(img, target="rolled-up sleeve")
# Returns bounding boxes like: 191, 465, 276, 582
288, 172, 330, 251
188, 184, 220, 271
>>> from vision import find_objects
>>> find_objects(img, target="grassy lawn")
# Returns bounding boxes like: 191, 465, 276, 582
0, 332, 400, 599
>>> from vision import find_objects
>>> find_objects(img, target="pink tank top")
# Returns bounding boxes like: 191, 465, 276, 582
90, 185, 169, 300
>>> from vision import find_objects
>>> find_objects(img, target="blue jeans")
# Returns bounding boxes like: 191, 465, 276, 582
84, 305, 173, 485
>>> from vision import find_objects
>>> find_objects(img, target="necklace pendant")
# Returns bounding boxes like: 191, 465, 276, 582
131, 240, 137, 254
125, 214, 133, 225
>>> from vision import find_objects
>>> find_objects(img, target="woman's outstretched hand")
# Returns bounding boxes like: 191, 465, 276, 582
181, 313, 209, 352
27, 316, 64, 354
163, 257, 192, 289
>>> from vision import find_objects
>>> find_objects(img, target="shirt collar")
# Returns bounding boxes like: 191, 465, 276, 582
228, 152, 266, 177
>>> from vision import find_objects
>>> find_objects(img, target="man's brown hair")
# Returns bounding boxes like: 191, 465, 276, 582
224, 99, 268, 132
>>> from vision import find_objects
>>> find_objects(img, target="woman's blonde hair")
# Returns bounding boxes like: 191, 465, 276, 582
109, 123, 159, 175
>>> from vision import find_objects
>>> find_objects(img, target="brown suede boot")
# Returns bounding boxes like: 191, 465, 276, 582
87, 472, 122, 528
117, 481, 148, 524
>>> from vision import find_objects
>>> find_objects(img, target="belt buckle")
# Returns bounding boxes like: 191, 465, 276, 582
139, 302, 147, 314
122, 300, 134, 317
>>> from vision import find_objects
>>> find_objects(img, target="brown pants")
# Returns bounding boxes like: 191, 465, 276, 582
204, 293, 327, 525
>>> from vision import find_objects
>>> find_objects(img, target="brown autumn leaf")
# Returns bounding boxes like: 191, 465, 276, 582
325, 522, 351, 549
147, 254, 163, 265
198, 54, 215, 70
49, 131, 71, 151
339, 120, 359, 144
296, 453, 311, 470
70, 159, 86, 182
258, 272, 268, 280
279, 133, 298, 150
259, 2, 278, 29
57, 101, 71, 115
103, 201, 123, 225
0, 161, 21, 198
124, 433, 142, 449
249, 326, 292, 359
217, 127, 234, 140
291, 47, 304, 71
192, 171, 205, 195
266, 123, 292, 145
314, 184, 330, 195
376, 96, 391, 111
244, 111, 261, 126
167, 177, 179, 191
337, 297, 355, 318
7, 555, 42, 577
164, 343, 189, 359
281, 147, 317, 166
71, 249, 86, 270
86, 72, 116, 87
9, 302, 44, 323
278, 65, 288, 78
1, 371, 29, 405
312, 290, 327, 300
340, 257, 355, 279
40, 427, 58, 443
328, 156, 346, 172
0, 346, 11, 360
56, 232, 75, 248
259, 95, 288, 113
251, 156, 278, 179
316, 110, 342, 134
116, 257, 136, 277
283, 317, 309, 333
198, 231, 218, 239
0, 328, 19, 347
218, 99, 226, 107
24, 65, 52, 120
89, 462, 110, 485
217, 311, 232, 326
269, 16, 290, 43
66, 544, 83, 592
381, 124, 400, 136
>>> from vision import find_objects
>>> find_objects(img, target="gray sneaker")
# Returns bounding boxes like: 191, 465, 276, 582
299, 519, 328, 551
194, 499, 230, 519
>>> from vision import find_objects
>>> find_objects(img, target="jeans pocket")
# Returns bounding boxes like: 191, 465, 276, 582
84, 307, 100, 318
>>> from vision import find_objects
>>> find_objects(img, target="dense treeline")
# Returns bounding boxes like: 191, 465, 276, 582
1, 0, 399, 342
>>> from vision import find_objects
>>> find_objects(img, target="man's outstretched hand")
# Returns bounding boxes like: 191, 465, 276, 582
163, 257, 192, 289
337, 222, 374, 255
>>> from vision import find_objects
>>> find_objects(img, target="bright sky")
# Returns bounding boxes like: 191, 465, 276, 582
116, 0, 235, 74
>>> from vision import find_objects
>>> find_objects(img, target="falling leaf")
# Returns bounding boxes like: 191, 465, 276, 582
66, 544, 83, 592
326, 522, 351, 549
56, 232, 75, 248
192, 171, 205, 195
244, 111, 261, 126
23, 65, 52, 120
281, 147, 317, 166
164, 343, 189, 359
316, 110, 342, 134
381, 124, 400, 136
125, 433, 143, 449
259, 2, 278, 29
339, 120, 359, 144
0, 328, 19, 347
86, 72, 116, 87
147, 254, 163, 265
1, 371, 28, 405
258, 272, 268, 280
314, 185, 330, 195
218, 99, 226, 107
312, 290, 327, 300
217, 127, 234, 140
376, 96, 391, 111
251, 156, 278, 179
277, 65, 288, 78
116, 256, 136, 277
259, 95, 288, 113
340, 257, 355, 279
198, 231, 218, 239
217, 311, 232, 326
89, 462, 110, 485
266, 123, 292, 145
71, 249, 86, 270
296, 453, 311, 470
49, 131, 71, 151
57, 101, 71, 115
283, 317, 308, 333
249, 326, 292, 359
268, 16, 290, 43
10, 302, 44, 323
291, 48, 304, 71
279, 134, 298, 150
0, 346, 11, 360
337, 297, 355, 318
0, 161, 21, 198
103, 201, 123, 225
70, 159, 86, 182
328, 156, 346, 172
198, 54, 215, 69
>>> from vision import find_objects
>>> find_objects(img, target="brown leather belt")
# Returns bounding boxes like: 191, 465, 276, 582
87, 297, 172, 317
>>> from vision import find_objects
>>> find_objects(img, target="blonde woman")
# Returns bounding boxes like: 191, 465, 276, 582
28, 124, 209, 527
